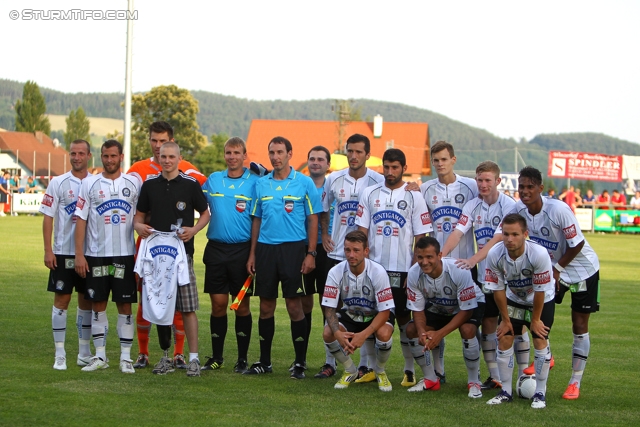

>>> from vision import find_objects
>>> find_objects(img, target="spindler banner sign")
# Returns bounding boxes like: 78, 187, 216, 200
548, 151, 622, 182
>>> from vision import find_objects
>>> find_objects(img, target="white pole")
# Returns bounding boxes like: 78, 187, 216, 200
33, 151, 36, 177
123, 0, 134, 172
48, 152, 51, 179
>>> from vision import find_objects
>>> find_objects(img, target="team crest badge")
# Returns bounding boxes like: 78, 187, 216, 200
443, 286, 453, 296
284, 200, 294, 213
541, 227, 550, 236
455, 194, 465, 204
122, 188, 131, 197
56, 280, 64, 290
397, 200, 408, 210
522, 268, 532, 276
236, 200, 246, 213
176, 201, 186, 211
492, 216, 501, 227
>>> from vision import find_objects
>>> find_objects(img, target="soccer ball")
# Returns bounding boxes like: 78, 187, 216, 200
516, 374, 537, 399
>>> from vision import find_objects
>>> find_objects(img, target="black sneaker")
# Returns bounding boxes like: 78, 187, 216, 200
290, 363, 306, 380
436, 371, 446, 384
314, 364, 336, 379
201, 357, 223, 371
243, 362, 273, 375
288, 360, 307, 372
234, 359, 248, 373
133, 354, 149, 369
481, 376, 502, 390
173, 354, 187, 370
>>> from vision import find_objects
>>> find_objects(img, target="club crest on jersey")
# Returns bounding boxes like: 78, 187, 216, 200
236, 200, 246, 213
443, 286, 453, 296
42, 194, 54, 207
122, 188, 131, 197
347, 215, 356, 226
176, 201, 186, 211
283, 200, 294, 213
563, 224, 577, 239
110, 213, 121, 225
397, 200, 408, 210
492, 216, 501, 227
442, 221, 452, 233
541, 227, 550, 236
56, 280, 64, 290
455, 194, 465, 204
362, 285, 371, 296
522, 268, 532, 276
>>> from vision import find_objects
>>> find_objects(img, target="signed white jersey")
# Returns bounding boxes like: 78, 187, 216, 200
75, 173, 141, 257
39, 171, 87, 255
421, 175, 478, 259
456, 192, 517, 283
323, 168, 384, 261
511, 198, 599, 283
406, 258, 484, 316
321, 259, 395, 323
356, 184, 432, 272
134, 232, 189, 326
484, 240, 556, 306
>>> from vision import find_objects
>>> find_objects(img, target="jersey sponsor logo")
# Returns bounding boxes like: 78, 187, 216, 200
371, 210, 407, 227
64, 201, 77, 216
236, 199, 246, 213
397, 200, 408, 210
431, 206, 462, 221
427, 297, 458, 306
284, 200, 294, 213
176, 201, 186, 211
344, 297, 375, 309
407, 288, 416, 302
458, 214, 469, 226
98, 190, 105, 198
67, 190, 74, 199
454, 194, 465, 204
485, 269, 498, 283
42, 193, 54, 207
374, 199, 381, 208
459, 286, 476, 301
96, 199, 132, 215
431, 195, 438, 204
377, 288, 393, 302
77, 197, 85, 210
338, 200, 358, 215
323, 286, 338, 299
528, 235, 559, 251
150, 245, 179, 259
506, 278, 532, 288
421, 212, 432, 225
563, 224, 577, 239
122, 188, 131, 197
474, 227, 494, 241
533, 271, 551, 284
356, 205, 364, 217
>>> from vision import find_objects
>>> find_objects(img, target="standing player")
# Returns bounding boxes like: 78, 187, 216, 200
134, 142, 210, 376
244, 136, 322, 379
420, 140, 478, 382
405, 237, 485, 397
515, 166, 600, 400
127, 121, 206, 370
74, 140, 141, 373
321, 133, 384, 382
302, 146, 334, 378
201, 137, 258, 373
440, 161, 522, 390
41, 139, 93, 370
322, 231, 395, 391
485, 214, 555, 409
356, 148, 433, 388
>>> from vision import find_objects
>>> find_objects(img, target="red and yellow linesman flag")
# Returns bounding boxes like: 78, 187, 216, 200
230, 275, 253, 311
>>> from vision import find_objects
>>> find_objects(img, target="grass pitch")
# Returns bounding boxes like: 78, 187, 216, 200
1, 216, 639, 426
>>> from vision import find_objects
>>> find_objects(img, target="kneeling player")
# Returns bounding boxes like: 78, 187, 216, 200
321, 231, 395, 392
485, 214, 555, 409
406, 236, 485, 398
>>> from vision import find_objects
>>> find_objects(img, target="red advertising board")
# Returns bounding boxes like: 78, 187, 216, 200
548, 151, 622, 182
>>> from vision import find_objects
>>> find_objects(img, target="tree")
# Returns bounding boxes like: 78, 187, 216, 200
130, 85, 206, 162
64, 107, 91, 149
14, 80, 51, 134
192, 133, 229, 176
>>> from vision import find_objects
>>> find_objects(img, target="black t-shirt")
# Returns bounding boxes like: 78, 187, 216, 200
136, 172, 208, 255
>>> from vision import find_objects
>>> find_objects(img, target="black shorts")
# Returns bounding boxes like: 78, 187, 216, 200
556, 270, 600, 313
388, 271, 410, 319
85, 256, 137, 303
47, 255, 86, 294
502, 299, 555, 339
254, 241, 306, 299
203, 240, 252, 296
302, 244, 330, 296
339, 307, 395, 333
483, 292, 500, 318
425, 302, 485, 330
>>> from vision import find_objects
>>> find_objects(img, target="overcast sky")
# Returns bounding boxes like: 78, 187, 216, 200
2, 0, 638, 144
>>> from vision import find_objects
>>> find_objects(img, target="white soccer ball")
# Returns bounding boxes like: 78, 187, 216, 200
516, 374, 537, 399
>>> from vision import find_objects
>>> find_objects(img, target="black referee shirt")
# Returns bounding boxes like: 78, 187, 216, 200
136, 171, 208, 255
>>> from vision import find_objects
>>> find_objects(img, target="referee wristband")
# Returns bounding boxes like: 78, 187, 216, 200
554, 264, 566, 273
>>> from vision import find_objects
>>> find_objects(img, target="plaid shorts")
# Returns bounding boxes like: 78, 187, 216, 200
176, 256, 199, 313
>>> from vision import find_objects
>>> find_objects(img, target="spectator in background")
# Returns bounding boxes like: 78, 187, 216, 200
513, 191, 520, 202
611, 190, 626, 210
0, 171, 9, 216
559, 186, 577, 213
596, 190, 610, 209
630, 191, 640, 209
547, 189, 556, 199
583, 189, 596, 208
26, 177, 38, 193
503, 190, 511, 197
574, 188, 582, 207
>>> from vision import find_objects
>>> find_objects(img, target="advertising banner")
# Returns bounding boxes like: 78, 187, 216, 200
548, 151, 622, 182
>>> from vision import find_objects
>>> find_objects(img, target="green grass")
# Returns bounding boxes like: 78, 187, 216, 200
1, 217, 639, 426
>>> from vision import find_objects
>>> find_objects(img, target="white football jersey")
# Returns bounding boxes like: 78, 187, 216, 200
356, 184, 433, 273
510, 198, 599, 283
39, 171, 87, 255
321, 258, 395, 323
134, 232, 189, 326
75, 173, 141, 257
484, 240, 556, 306
421, 174, 478, 259
406, 258, 484, 316
323, 168, 384, 261
456, 192, 517, 284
